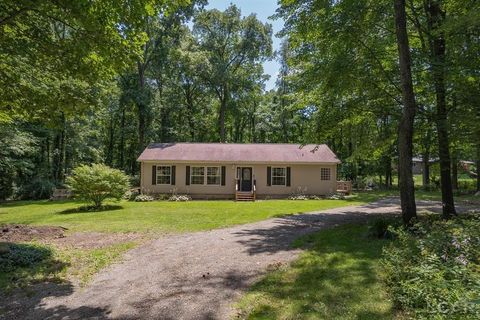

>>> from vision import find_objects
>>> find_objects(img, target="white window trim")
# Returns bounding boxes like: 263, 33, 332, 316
190, 166, 222, 186
271, 166, 287, 186
190, 166, 205, 185
156, 165, 172, 185
206, 166, 222, 186
320, 167, 331, 181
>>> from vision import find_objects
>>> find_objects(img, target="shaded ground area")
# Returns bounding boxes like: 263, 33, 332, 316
1, 199, 477, 320
235, 224, 395, 319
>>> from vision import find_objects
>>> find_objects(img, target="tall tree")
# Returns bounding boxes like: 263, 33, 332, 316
425, 0, 456, 218
394, 0, 417, 224
194, 5, 272, 142
0, 0, 182, 122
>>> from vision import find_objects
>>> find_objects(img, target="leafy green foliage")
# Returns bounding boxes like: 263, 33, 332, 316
0, 0, 183, 120
0, 243, 52, 273
0, 124, 37, 200
383, 215, 480, 319
17, 178, 55, 200
66, 164, 130, 208
194, 4, 273, 141
368, 217, 399, 239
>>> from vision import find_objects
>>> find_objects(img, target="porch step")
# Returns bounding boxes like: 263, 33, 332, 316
235, 192, 255, 201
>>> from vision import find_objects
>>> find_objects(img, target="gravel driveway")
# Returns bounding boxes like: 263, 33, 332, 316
2, 198, 475, 320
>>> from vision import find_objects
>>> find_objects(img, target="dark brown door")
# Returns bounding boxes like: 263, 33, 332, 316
240, 167, 252, 191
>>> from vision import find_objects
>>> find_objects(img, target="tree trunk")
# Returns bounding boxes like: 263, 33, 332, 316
422, 153, 431, 188
218, 87, 228, 142
476, 142, 480, 192
185, 86, 196, 141
52, 113, 66, 185
106, 113, 115, 166
251, 101, 257, 142
384, 156, 392, 189
451, 151, 458, 190
137, 61, 147, 151
394, 0, 417, 225
119, 107, 126, 170
425, 0, 456, 218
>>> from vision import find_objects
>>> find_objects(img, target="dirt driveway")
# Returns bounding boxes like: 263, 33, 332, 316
1, 199, 476, 320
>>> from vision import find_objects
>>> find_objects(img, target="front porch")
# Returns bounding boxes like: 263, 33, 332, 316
235, 166, 256, 201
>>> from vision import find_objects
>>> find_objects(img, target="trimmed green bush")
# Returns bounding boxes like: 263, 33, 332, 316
382, 215, 480, 319
66, 164, 130, 208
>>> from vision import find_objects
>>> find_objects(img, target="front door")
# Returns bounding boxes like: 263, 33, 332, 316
240, 167, 252, 192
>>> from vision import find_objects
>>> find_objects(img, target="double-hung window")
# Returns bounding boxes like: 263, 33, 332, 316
271, 167, 286, 186
321, 168, 331, 181
206, 167, 221, 185
190, 166, 205, 185
190, 166, 222, 185
156, 166, 171, 185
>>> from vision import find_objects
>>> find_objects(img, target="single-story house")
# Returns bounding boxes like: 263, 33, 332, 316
137, 143, 341, 200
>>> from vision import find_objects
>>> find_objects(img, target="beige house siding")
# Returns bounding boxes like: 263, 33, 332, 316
140, 162, 337, 199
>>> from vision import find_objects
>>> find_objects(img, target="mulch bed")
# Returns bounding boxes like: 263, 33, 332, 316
0, 224, 66, 243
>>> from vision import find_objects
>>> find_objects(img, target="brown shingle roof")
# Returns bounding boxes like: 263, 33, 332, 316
137, 143, 340, 164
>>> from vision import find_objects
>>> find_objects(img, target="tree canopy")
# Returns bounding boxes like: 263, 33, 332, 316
0, 0, 478, 210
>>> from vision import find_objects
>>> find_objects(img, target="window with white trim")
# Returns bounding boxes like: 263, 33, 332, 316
321, 168, 331, 181
272, 167, 286, 186
190, 166, 205, 185
156, 166, 171, 185
206, 166, 221, 185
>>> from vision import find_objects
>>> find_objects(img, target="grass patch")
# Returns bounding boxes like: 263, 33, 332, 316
58, 241, 137, 286
235, 224, 399, 320
0, 198, 370, 234
0, 241, 136, 292
0, 242, 64, 292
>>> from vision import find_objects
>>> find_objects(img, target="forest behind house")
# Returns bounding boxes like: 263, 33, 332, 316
1, 0, 479, 208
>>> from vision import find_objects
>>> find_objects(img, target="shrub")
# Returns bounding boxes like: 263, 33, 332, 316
326, 193, 346, 200
382, 215, 480, 319
168, 194, 191, 202
457, 179, 477, 192
0, 243, 52, 273
66, 164, 130, 208
17, 177, 55, 200
289, 187, 309, 200
288, 194, 309, 200
157, 193, 170, 200
123, 189, 140, 201
367, 217, 397, 239
134, 194, 154, 202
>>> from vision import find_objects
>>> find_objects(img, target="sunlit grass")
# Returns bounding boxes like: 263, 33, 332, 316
0, 198, 368, 234
235, 224, 402, 319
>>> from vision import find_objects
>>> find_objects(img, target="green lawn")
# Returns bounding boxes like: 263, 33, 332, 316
1, 189, 477, 234
0, 198, 370, 234
1, 190, 476, 234
235, 224, 400, 320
